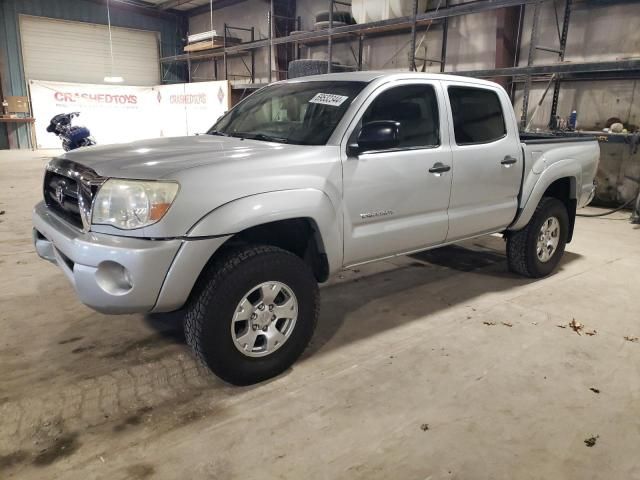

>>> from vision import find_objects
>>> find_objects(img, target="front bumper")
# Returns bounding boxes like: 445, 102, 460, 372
32, 202, 229, 314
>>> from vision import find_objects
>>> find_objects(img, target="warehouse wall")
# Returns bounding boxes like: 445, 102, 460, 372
189, 2, 271, 84
295, 0, 497, 73
0, 0, 185, 149
188, 0, 639, 131
514, 0, 640, 130
187, 0, 499, 83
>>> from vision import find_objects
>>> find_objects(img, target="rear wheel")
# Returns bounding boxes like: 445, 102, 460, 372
184, 245, 319, 385
507, 197, 569, 278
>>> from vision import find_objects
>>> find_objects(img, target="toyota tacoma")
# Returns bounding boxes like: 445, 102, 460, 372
33, 72, 599, 385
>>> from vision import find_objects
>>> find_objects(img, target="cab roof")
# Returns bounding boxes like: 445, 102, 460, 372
283, 70, 499, 88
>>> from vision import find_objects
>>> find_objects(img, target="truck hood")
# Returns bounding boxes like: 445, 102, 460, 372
57, 135, 292, 179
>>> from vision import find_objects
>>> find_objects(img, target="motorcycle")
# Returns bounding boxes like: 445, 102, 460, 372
46, 112, 96, 151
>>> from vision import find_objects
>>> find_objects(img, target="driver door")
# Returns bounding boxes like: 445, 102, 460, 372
341, 80, 453, 266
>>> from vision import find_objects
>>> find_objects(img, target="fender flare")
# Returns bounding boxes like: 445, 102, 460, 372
187, 188, 343, 273
509, 159, 580, 231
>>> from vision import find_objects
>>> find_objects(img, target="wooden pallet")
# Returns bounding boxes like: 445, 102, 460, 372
184, 36, 242, 53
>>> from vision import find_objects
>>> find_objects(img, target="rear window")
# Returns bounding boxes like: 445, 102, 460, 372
448, 86, 506, 145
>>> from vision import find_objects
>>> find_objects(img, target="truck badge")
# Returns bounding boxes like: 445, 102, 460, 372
55, 182, 66, 206
360, 210, 394, 219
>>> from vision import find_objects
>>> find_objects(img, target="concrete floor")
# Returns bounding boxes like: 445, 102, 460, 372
1, 149, 639, 480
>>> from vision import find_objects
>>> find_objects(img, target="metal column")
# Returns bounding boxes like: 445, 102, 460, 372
223, 23, 228, 80
295, 16, 301, 61
327, 0, 333, 73
409, 0, 419, 71
549, 0, 573, 125
268, 0, 273, 83
440, 0, 450, 72
520, 1, 542, 130
250, 26, 256, 83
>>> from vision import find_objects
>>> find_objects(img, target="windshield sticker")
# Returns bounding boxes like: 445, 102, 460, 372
309, 93, 349, 107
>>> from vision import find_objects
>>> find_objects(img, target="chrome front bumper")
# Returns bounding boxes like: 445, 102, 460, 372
32, 202, 229, 314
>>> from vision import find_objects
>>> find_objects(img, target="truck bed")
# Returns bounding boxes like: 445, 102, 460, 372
517, 133, 600, 219
520, 132, 597, 145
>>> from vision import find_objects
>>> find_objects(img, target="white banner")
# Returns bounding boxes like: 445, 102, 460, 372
154, 82, 231, 137
29, 79, 230, 149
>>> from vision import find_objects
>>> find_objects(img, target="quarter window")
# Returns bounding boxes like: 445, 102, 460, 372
448, 87, 506, 144
360, 84, 440, 148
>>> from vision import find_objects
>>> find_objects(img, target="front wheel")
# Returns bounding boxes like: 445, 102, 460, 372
184, 245, 319, 385
507, 197, 569, 278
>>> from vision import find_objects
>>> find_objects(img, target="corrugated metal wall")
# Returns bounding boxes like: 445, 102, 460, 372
0, 0, 186, 149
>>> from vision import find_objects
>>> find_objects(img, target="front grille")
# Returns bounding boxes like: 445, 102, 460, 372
43, 158, 105, 230
44, 170, 83, 228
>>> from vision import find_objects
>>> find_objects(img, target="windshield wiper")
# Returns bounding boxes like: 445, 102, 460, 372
207, 130, 229, 136
232, 132, 289, 144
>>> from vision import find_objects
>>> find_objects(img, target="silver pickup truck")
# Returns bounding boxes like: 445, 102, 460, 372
33, 72, 599, 385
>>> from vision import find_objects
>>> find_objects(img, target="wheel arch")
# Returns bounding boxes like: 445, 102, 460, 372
221, 217, 331, 282
510, 160, 580, 241
541, 177, 577, 242
187, 189, 342, 281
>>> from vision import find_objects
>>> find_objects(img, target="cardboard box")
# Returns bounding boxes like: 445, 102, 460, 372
5, 96, 30, 114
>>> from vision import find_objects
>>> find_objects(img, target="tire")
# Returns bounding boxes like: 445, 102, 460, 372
506, 197, 569, 278
287, 59, 354, 79
313, 20, 347, 30
184, 245, 319, 386
315, 10, 355, 24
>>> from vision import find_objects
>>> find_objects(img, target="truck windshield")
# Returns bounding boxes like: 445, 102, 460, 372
208, 81, 366, 145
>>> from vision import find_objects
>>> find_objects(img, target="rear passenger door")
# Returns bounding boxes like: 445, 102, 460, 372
443, 82, 522, 241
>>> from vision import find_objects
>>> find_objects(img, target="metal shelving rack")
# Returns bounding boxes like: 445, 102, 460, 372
162, 0, 539, 81
161, 0, 640, 130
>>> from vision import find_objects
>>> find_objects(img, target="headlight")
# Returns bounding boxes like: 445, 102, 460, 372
92, 179, 179, 230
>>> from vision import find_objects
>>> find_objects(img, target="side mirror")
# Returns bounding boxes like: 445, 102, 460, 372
347, 120, 400, 156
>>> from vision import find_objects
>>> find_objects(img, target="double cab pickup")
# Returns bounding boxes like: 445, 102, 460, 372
33, 72, 599, 384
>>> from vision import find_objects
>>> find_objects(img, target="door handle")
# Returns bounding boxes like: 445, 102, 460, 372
428, 162, 451, 174
501, 155, 517, 166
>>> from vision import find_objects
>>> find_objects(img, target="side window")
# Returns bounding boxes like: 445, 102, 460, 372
448, 86, 506, 145
360, 84, 440, 148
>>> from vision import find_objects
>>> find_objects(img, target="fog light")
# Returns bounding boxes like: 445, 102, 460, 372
95, 261, 133, 295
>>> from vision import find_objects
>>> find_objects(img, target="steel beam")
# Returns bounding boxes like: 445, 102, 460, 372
457, 59, 640, 78
157, 0, 194, 9
86, 0, 182, 19
187, 0, 249, 16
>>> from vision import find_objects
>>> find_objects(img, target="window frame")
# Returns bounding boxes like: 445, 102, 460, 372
345, 81, 443, 155
446, 85, 508, 146
210, 80, 367, 146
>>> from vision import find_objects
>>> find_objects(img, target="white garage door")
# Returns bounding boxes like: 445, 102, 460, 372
19, 15, 160, 86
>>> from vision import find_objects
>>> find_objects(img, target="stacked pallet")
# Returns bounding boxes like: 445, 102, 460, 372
184, 30, 242, 53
